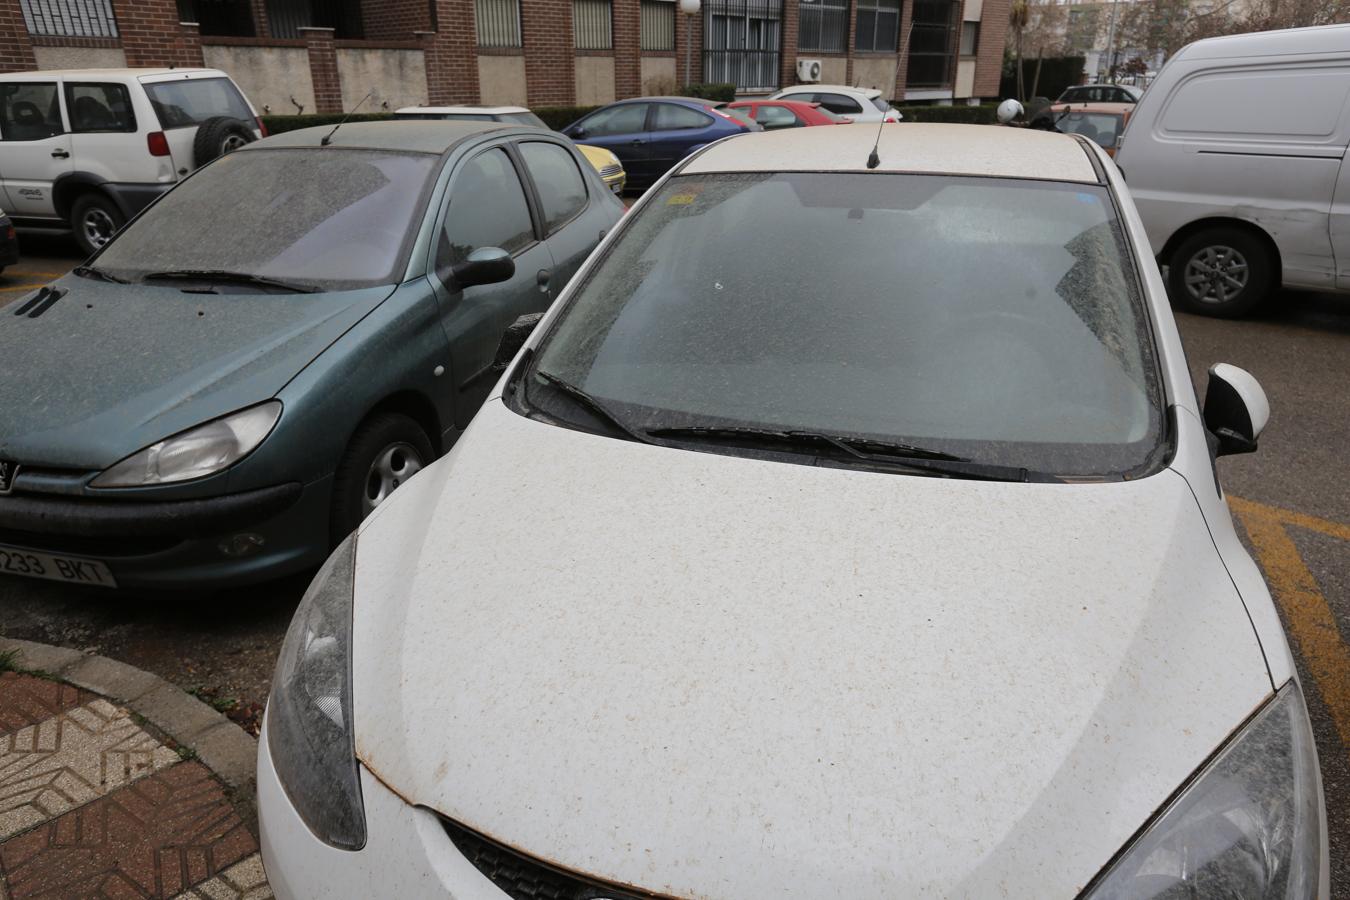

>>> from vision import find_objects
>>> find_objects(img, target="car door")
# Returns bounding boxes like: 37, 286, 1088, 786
565, 103, 652, 182
65, 81, 151, 184
0, 80, 72, 219
646, 102, 716, 180
516, 139, 602, 290
430, 144, 555, 425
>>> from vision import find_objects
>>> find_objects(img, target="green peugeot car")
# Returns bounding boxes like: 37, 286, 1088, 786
0, 121, 623, 589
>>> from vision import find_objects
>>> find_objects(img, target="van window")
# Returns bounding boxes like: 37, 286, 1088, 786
1161, 67, 1350, 143
144, 77, 253, 130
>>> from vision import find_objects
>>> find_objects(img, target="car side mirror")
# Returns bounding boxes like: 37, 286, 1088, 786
493, 312, 545, 371
452, 247, 514, 289
1204, 363, 1269, 456
569, 126, 587, 139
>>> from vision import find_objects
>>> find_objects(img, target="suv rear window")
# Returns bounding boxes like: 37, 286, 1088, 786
143, 77, 253, 130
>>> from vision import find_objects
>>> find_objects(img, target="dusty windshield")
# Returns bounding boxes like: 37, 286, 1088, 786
531, 172, 1164, 477
95, 148, 438, 290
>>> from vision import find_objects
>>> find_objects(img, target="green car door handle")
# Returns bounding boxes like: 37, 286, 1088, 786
536, 269, 551, 291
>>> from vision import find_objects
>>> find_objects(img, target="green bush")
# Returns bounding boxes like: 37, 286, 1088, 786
681, 83, 737, 103
259, 113, 395, 135
892, 103, 1000, 125
532, 105, 603, 130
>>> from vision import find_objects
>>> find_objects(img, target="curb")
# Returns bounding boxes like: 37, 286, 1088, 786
0, 636, 259, 812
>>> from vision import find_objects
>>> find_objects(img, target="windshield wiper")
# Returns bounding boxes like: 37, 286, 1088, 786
647, 425, 1043, 482
532, 369, 653, 444
72, 265, 128, 284
142, 269, 319, 293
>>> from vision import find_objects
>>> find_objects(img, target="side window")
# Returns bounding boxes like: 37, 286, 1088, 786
817, 93, 864, 115
439, 148, 536, 273
519, 142, 588, 233
652, 103, 713, 131
577, 103, 649, 137
757, 105, 801, 129
66, 83, 136, 133
0, 82, 63, 141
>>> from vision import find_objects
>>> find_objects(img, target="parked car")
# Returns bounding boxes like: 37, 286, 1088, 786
1116, 23, 1350, 317
560, 97, 760, 191
395, 105, 626, 194
0, 121, 622, 590
258, 124, 1330, 899
1031, 101, 1132, 156
0, 68, 264, 255
0, 209, 17, 275
1057, 83, 1142, 104
768, 84, 902, 122
727, 98, 851, 128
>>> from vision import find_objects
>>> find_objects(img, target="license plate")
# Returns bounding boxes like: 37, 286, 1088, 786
0, 544, 117, 588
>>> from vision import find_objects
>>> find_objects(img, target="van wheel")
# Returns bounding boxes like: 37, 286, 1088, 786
330, 412, 433, 543
70, 193, 124, 256
193, 116, 256, 168
1167, 227, 1273, 318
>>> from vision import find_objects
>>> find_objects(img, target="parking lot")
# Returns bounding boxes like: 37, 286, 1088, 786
1, 228, 1347, 893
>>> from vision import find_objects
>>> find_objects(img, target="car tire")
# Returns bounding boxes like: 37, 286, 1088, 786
193, 116, 256, 168
70, 193, 124, 256
1167, 227, 1274, 319
330, 412, 434, 543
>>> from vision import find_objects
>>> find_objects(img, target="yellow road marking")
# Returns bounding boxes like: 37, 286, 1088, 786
0, 283, 42, 292
1230, 496, 1350, 755
8, 271, 66, 278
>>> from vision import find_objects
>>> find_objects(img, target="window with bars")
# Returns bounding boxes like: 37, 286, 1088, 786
854, 0, 899, 52
906, 0, 958, 87
477, 0, 522, 47
641, 0, 675, 50
20, 0, 118, 38
797, 0, 846, 52
574, 0, 612, 49
177, 0, 256, 36
959, 20, 978, 55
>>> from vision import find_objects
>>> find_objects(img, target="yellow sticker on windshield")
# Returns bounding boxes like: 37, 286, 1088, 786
667, 193, 697, 205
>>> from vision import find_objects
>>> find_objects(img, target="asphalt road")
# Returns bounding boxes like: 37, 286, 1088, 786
1, 234, 1347, 891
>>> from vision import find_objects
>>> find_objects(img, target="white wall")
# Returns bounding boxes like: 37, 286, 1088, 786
33, 46, 126, 70
479, 56, 528, 106
575, 56, 616, 105
337, 47, 429, 112
202, 44, 315, 116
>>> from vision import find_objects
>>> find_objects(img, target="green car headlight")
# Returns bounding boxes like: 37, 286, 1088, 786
91, 401, 281, 488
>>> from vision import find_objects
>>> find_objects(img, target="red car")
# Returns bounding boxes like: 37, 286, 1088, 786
727, 99, 851, 130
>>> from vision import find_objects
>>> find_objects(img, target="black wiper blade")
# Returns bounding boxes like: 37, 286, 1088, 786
647, 426, 1042, 482
533, 369, 652, 444
142, 269, 319, 293
72, 265, 127, 284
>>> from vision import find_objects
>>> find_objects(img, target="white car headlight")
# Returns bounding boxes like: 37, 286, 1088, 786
91, 401, 281, 488
266, 534, 365, 849
1085, 680, 1322, 899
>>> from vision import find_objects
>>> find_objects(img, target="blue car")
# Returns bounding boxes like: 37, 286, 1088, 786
562, 97, 759, 191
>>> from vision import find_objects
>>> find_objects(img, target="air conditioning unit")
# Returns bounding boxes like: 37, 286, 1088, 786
796, 59, 823, 83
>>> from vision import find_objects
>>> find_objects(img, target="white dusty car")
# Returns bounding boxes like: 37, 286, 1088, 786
769, 84, 902, 122
258, 125, 1330, 898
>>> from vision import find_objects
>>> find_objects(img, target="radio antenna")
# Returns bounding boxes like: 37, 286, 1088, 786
321, 91, 373, 146
867, 21, 916, 169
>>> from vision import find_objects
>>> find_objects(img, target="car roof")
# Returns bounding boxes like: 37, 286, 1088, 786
778, 84, 882, 98
1050, 102, 1134, 114
683, 123, 1098, 183
0, 67, 222, 80
246, 120, 519, 154
395, 105, 530, 115
1180, 21, 1350, 59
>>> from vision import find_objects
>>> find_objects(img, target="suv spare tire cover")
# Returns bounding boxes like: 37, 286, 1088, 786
193, 116, 255, 169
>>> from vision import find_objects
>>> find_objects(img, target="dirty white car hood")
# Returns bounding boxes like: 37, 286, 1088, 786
351, 400, 1273, 899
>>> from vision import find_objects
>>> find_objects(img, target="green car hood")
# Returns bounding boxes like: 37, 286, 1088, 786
0, 277, 394, 471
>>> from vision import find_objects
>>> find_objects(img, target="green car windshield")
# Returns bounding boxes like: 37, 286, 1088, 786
532, 172, 1165, 478
95, 148, 439, 291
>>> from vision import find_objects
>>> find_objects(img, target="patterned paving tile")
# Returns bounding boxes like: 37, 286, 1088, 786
0, 699, 179, 840
172, 854, 272, 900
0, 674, 91, 737
0, 761, 257, 899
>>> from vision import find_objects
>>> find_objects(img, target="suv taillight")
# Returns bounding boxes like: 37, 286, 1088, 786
147, 131, 170, 157
256, 117, 268, 137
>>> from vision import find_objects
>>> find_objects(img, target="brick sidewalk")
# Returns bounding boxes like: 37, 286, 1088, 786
0, 667, 272, 899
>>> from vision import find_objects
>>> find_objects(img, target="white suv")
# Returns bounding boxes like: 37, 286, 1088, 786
768, 84, 902, 123
0, 68, 262, 254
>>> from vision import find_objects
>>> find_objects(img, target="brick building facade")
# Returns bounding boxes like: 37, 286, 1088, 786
0, 0, 1007, 112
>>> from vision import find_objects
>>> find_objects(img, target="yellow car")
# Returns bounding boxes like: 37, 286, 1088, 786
578, 144, 627, 195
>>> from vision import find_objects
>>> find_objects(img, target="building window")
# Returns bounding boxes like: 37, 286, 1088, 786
959, 20, 978, 56
476, 0, 522, 47
798, 0, 846, 53
854, 0, 899, 53
19, 0, 118, 38
177, 0, 256, 36
266, 0, 364, 39
704, 0, 783, 93
575, 0, 613, 49
906, 0, 958, 87
640, 0, 675, 51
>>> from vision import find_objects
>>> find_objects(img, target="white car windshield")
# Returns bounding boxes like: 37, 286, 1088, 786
531, 172, 1165, 478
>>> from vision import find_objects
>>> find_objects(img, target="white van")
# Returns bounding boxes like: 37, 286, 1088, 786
0, 68, 262, 255
1116, 24, 1350, 317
